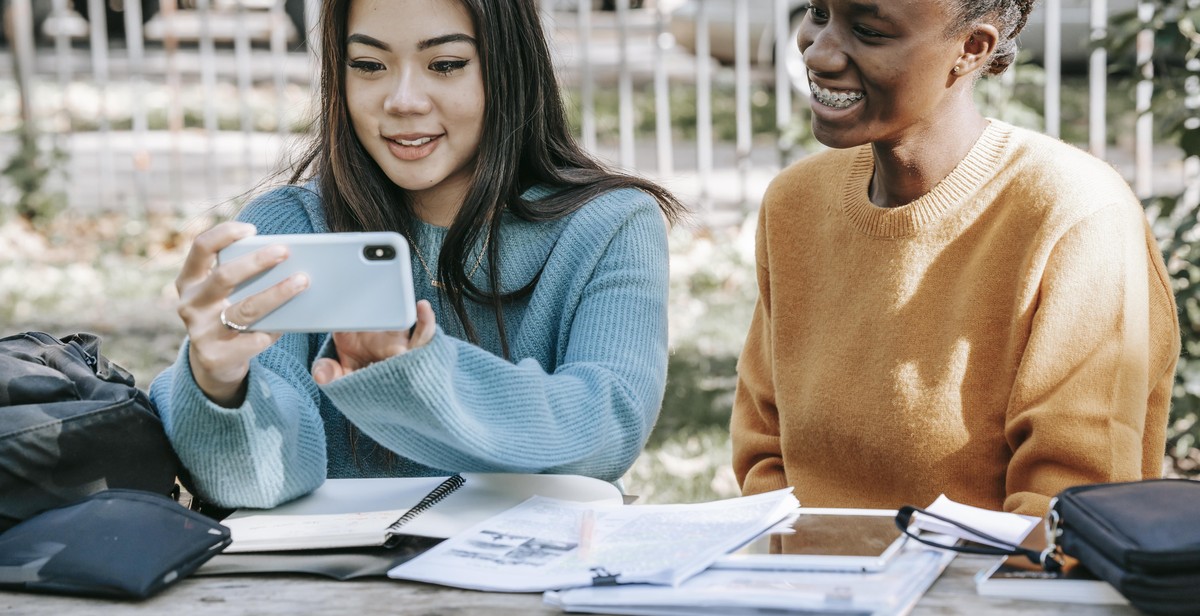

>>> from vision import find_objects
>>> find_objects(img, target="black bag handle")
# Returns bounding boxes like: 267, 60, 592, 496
894, 505, 1063, 573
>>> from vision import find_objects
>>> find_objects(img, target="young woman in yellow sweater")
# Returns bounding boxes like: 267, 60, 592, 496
732, 0, 1181, 518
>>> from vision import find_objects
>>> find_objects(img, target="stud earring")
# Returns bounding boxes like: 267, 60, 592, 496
952, 66, 962, 75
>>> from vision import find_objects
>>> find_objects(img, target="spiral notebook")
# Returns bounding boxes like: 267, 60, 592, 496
219, 473, 623, 553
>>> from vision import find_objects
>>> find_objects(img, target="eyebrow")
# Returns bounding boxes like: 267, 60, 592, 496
417, 33, 476, 51
345, 32, 476, 52
847, 1, 889, 20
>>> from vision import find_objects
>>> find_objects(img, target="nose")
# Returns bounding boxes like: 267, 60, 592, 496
798, 20, 847, 76
383, 69, 433, 116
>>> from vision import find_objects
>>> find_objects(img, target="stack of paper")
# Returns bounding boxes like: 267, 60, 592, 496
544, 541, 957, 615
387, 488, 800, 592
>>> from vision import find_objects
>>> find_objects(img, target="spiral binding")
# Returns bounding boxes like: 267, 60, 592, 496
384, 474, 466, 535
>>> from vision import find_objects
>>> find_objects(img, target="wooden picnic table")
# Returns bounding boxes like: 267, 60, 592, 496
0, 553, 1138, 614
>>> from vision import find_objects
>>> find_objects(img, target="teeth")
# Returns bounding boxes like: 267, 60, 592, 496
808, 83, 865, 109
396, 137, 434, 146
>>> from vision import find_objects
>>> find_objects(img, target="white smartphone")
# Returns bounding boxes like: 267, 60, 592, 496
217, 231, 417, 333
711, 508, 909, 573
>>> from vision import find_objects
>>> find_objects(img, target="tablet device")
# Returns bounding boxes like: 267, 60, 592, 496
711, 508, 908, 573
218, 231, 417, 333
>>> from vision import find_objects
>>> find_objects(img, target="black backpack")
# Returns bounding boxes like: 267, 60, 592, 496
0, 331, 179, 532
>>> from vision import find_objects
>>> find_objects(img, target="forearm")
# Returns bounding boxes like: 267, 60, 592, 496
1004, 203, 1172, 517
321, 332, 661, 482
150, 342, 328, 508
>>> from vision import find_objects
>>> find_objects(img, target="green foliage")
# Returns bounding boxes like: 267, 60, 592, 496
1106, 0, 1200, 475
562, 80, 805, 145
0, 129, 65, 226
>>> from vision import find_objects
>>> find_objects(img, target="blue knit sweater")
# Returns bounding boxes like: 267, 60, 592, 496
149, 183, 670, 508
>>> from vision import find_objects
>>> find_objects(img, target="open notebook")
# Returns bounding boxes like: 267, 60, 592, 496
219, 473, 623, 553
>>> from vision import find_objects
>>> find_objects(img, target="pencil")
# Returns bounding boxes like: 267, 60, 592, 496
578, 509, 595, 562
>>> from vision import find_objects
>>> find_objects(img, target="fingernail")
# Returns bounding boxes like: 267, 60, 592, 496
263, 245, 287, 260
290, 273, 309, 290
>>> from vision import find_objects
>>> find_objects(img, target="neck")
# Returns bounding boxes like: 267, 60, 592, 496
869, 104, 988, 209
411, 182, 470, 228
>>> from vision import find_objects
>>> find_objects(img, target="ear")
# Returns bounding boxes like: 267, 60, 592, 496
952, 24, 1000, 76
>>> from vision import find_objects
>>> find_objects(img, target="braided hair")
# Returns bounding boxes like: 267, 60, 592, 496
947, 0, 1037, 75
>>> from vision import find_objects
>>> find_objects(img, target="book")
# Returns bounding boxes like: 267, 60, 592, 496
218, 473, 623, 553
975, 555, 1129, 605
544, 540, 957, 616
386, 488, 801, 592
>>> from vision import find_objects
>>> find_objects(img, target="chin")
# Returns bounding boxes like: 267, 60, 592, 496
811, 124, 868, 150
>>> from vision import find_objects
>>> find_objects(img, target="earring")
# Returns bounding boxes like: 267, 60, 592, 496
952, 65, 962, 75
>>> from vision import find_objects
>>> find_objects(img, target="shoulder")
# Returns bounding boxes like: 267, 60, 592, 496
550, 185, 667, 241
762, 146, 861, 212
237, 181, 329, 235
997, 123, 1140, 228
758, 146, 861, 234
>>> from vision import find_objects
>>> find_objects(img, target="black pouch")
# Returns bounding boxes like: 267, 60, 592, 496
0, 489, 231, 599
1048, 479, 1200, 615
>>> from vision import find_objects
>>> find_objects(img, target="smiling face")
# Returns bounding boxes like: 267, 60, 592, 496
344, 0, 484, 221
798, 0, 969, 150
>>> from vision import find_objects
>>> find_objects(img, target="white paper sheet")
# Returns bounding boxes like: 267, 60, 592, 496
387, 489, 800, 592
912, 494, 1039, 549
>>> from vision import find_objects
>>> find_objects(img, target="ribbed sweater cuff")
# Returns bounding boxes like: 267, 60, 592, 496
319, 329, 455, 418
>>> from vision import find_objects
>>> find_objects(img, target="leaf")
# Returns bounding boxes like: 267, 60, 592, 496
1180, 126, 1200, 159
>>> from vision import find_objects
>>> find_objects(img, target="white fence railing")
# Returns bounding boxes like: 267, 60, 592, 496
0, 0, 1195, 225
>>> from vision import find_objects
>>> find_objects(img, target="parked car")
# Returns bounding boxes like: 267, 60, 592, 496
668, 0, 1139, 77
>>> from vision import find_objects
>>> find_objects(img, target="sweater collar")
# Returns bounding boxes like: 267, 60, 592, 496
840, 120, 1012, 238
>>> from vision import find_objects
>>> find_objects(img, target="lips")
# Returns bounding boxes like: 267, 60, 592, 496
809, 82, 865, 109
383, 133, 443, 161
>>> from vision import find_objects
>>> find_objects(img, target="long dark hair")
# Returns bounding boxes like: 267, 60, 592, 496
291, 0, 686, 358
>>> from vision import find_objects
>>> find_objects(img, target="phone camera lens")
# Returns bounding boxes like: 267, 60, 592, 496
364, 244, 396, 261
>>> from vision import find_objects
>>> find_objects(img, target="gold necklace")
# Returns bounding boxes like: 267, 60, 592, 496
409, 226, 491, 289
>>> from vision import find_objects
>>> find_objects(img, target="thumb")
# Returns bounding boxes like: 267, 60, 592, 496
312, 358, 341, 385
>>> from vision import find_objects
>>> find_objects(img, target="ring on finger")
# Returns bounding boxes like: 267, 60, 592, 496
220, 307, 250, 333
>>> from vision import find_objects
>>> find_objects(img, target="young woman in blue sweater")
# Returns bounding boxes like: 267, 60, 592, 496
151, 0, 685, 508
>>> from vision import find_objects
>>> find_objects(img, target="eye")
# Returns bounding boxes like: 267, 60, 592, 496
348, 59, 385, 74
805, 5, 829, 23
853, 25, 886, 39
430, 59, 470, 75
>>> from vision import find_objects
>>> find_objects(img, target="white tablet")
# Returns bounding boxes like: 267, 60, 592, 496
711, 508, 908, 573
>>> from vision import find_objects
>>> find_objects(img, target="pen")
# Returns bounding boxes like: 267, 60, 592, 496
578, 509, 595, 563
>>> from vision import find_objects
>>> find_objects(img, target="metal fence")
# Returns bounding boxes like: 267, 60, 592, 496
0, 0, 1196, 225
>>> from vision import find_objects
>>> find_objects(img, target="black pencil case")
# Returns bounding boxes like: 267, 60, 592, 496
1049, 479, 1200, 615
0, 489, 231, 599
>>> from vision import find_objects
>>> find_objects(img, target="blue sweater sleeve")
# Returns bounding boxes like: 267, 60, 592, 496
148, 187, 332, 508
319, 198, 670, 482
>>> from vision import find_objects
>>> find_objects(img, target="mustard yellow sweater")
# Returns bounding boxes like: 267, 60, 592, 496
732, 121, 1180, 518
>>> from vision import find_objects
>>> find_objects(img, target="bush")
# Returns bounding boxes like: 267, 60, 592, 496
1107, 0, 1200, 475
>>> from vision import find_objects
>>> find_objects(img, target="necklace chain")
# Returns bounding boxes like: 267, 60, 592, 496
409, 226, 492, 289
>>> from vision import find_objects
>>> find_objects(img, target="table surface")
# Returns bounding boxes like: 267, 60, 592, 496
1, 554, 1139, 615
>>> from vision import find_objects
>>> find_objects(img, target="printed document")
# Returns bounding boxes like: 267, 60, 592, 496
387, 488, 799, 592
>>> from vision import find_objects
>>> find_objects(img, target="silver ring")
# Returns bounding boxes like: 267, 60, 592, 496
220, 307, 249, 332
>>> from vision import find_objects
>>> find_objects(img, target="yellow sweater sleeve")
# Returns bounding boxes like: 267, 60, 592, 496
731, 206, 790, 497
1003, 203, 1179, 516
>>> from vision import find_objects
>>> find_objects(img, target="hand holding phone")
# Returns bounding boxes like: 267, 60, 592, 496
218, 232, 417, 333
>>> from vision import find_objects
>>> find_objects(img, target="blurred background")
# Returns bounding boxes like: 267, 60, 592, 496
1, 0, 1197, 503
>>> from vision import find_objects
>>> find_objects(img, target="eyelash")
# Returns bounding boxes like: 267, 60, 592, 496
346, 59, 470, 76
430, 59, 470, 75
348, 59, 384, 74
803, 6, 885, 40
